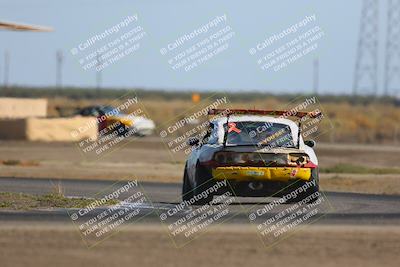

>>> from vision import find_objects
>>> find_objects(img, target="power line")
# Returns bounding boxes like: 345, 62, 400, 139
96, 52, 102, 89
3, 50, 9, 88
353, 0, 379, 96
56, 50, 63, 88
384, 0, 400, 97
313, 58, 319, 95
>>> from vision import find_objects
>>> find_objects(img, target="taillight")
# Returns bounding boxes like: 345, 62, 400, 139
214, 152, 245, 164
289, 153, 310, 166
214, 152, 227, 163
214, 152, 314, 167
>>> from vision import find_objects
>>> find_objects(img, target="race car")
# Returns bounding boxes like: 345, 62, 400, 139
77, 105, 155, 137
182, 108, 320, 205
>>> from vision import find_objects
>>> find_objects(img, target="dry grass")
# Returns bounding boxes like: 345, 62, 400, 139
0, 159, 40, 167
320, 164, 400, 174
47, 96, 400, 144
49, 180, 65, 196
0, 192, 118, 210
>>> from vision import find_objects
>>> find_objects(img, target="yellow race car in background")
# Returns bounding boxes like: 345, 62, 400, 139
77, 105, 155, 137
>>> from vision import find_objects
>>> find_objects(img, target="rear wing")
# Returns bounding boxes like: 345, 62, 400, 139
208, 108, 321, 118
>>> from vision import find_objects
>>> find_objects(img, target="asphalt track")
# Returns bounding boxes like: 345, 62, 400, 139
0, 177, 400, 225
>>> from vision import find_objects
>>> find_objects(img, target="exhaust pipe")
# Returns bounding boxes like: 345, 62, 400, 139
249, 181, 263, 190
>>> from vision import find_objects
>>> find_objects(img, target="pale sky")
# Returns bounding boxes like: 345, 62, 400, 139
0, 0, 389, 95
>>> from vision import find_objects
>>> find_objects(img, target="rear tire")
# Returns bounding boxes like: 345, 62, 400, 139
182, 167, 194, 202
192, 164, 215, 205
286, 168, 319, 203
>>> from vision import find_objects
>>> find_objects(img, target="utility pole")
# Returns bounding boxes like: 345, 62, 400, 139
3, 50, 9, 88
384, 0, 400, 97
96, 52, 102, 89
56, 50, 63, 88
313, 58, 319, 95
353, 0, 379, 96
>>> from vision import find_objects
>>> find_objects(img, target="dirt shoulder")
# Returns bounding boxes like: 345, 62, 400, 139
0, 223, 399, 267
320, 173, 400, 195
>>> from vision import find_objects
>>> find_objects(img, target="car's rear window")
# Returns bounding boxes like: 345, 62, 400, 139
224, 121, 294, 147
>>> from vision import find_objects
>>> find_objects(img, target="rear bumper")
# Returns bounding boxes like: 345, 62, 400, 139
212, 166, 312, 182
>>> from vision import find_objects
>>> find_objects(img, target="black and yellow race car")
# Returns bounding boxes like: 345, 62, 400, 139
183, 109, 320, 205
